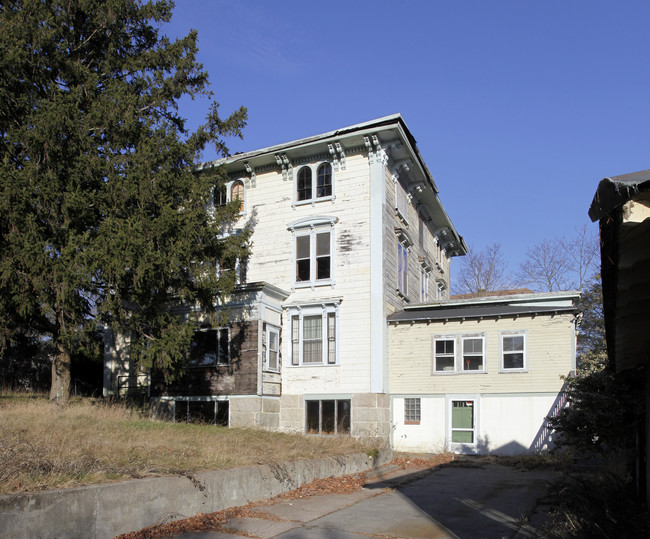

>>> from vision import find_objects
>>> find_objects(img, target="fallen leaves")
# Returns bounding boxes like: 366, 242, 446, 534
117, 457, 453, 538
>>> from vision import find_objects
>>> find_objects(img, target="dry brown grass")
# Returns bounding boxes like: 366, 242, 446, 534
0, 394, 375, 495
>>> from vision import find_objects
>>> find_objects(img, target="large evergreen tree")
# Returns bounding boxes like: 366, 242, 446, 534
0, 0, 248, 402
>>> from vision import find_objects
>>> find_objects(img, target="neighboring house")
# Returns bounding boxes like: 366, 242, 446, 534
388, 291, 579, 455
589, 169, 650, 500
104, 114, 467, 440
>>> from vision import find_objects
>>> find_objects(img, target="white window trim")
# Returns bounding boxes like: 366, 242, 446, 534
210, 179, 246, 216
293, 161, 335, 208
288, 216, 337, 290
432, 335, 457, 374
228, 179, 246, 215
446, 394, 480, 451
461, 334, 486, 373
286, 302, 340, 366
265, 326, 280, 372
431, 333, 486, 375
499, 331, 528, 373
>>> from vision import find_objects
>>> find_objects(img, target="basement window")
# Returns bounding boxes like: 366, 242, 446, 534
174, 399, 229, 426
306, 399, 350, 435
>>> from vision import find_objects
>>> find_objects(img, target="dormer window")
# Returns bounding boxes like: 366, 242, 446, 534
294, 162, 334, 206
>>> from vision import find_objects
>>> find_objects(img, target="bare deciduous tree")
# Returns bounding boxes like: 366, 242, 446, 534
518, 239, 573, 292
560, 224, 599, 290
518, 226, 599, 292
453, 243, 516, 296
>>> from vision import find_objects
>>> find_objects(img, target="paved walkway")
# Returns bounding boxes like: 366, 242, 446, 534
171, 461, 558, 538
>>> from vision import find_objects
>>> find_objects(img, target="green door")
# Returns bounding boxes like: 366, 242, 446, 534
451, 401, 474, 443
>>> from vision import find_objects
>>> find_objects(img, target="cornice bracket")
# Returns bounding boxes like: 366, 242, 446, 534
274, 153, 292, 181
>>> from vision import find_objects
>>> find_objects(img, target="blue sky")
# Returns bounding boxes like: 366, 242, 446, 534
163, 0, 649, 277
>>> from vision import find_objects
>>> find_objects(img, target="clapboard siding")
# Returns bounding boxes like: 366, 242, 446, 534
388, 312, 575, 395
151, 322, 259, 397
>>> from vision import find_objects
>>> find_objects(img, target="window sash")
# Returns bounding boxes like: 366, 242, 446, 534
297, 163, 333, 203
290, 309, 337, 366
462, 337, 484, 371
297, 167, 312, 201
306, 399, 350, 435
302, 315, 323, 364
434, 338, 455, 372
295, 230, 331, 285
317, 163, 332, 198
266, 327, 279, 371
502, 334, 526, 370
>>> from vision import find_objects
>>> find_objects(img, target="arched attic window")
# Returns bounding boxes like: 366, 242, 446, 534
231, 180, 244, 212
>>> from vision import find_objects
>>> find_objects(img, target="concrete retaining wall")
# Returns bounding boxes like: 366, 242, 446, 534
0, 449, 392, 539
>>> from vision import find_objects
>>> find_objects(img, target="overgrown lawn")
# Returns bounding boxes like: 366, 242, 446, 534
0, 394, 374, 495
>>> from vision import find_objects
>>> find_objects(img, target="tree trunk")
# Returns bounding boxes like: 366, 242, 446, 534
50, 342, 71, 403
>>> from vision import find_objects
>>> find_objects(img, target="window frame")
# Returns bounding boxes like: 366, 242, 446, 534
395, 182, 410, 225
294, 162, 334, 207
461, 335, 486, 373
189, 327, 230, 367
288, 216, 336, 290
305, 398, 350, 435
404, 397, 421, 425
287, 303, 339, 367
431, 333, 486, 375
214, 179, 246, 214
433, 336, 456, 373
500, 331, 528, 372
397, 241, 408, 298
265, 326, 280, 372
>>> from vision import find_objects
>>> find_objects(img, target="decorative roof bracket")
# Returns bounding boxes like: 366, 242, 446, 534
274, 153, 292, 181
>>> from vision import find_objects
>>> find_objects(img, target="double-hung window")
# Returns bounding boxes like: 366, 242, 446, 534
189, 327, 230, 366
433, 334, 486, 374
288, 303, 339, 366
433, 338, 455, 372
462, 337, 485, 372
501, 332, 527, 371
266, 326, 280, 372
289, 216, 336, 289
295, 163, 333, 205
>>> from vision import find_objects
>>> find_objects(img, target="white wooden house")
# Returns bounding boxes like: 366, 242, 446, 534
104, 114, 467, 439
388, 291, 579, 454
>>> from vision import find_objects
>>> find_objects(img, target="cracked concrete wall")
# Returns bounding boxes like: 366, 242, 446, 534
0, 450, 392, 539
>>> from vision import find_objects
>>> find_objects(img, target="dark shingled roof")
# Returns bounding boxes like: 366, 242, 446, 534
589, 169, 650, 222
387, 302, 577, 323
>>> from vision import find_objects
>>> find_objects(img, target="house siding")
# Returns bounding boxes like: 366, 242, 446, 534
151, 321, 259, 397
389, 313, 574, 395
